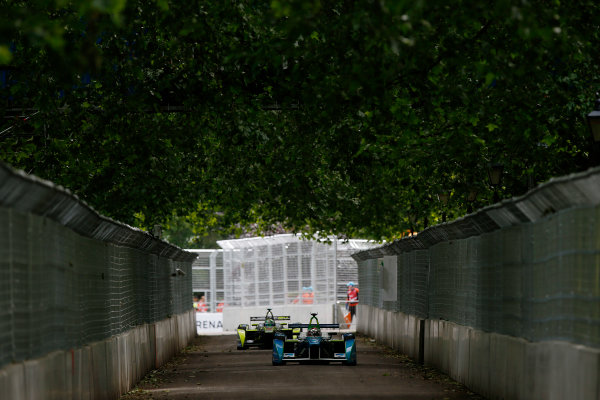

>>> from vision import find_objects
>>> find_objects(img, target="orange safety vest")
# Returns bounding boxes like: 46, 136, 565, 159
347, 287, 359, 306
302, 292, 314, 304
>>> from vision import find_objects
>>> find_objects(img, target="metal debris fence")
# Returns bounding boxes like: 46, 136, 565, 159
0, 163, 196, 370
353, 166, 600, 349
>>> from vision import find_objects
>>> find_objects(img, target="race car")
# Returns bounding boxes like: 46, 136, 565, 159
237, 308, 298, 349
272, 312, 357, 365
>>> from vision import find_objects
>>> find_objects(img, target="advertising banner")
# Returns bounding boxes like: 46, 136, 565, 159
196, 312, 224, 334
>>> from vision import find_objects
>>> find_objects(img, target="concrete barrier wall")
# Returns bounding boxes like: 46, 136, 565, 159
0, 309, 195, 400
359, 304, 600, 400
357, 304, 421, 360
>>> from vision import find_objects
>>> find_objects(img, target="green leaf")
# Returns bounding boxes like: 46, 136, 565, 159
155, 0, 169, 11
0, 45, 12, 64
486, 123, 499, 132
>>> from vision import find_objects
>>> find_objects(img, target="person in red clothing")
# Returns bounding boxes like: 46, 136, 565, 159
301, 287, 314, 304
292, 287, 315, 304
197, 295, 208, 312
346, 282, 359, 322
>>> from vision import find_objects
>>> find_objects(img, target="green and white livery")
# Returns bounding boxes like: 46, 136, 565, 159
237, 308, 299, 349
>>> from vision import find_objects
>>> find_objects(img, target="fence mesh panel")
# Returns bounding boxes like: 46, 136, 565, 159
0, 208, 195, 370
0, 163, 197, 370
357, 204, 600, 348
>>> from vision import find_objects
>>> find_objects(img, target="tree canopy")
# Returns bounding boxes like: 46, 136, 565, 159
1, 0, 599, 244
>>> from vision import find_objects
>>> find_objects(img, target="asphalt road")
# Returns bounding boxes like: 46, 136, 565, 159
120, 334, 486, 400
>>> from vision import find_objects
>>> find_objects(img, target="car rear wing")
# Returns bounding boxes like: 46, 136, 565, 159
288, 323, 340, 329
250, 315, 291, 321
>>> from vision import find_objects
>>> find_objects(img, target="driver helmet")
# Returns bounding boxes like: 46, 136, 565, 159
264, 319, 275, 327
308, 327, 321, 337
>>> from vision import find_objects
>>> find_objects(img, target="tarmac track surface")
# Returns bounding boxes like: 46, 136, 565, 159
120, 334, 486, 400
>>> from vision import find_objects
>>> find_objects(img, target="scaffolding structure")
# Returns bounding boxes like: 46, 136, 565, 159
217, 235, 379, 308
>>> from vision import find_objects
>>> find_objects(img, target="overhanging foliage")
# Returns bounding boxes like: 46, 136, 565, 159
1, 1, 599, 240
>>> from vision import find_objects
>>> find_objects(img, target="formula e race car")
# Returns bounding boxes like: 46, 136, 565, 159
237, 308, 299, 349
272, 313, 357, 365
